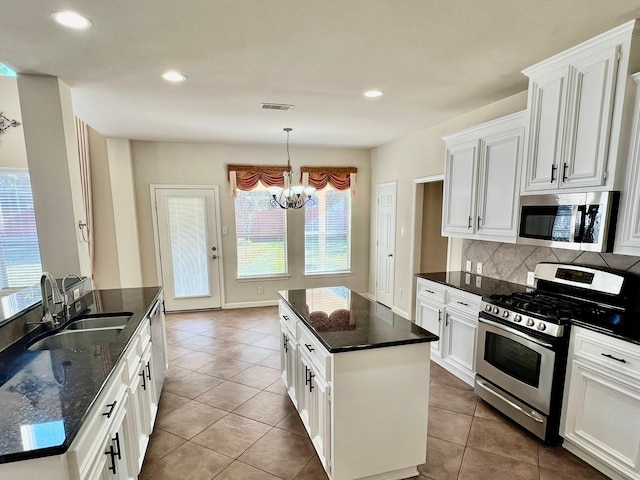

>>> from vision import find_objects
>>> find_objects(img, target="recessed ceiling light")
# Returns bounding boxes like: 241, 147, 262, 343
161, 71, 187, 83
363, 89, 384, 99
51, 11, 92, 30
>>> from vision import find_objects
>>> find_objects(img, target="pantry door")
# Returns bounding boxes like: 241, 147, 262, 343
152, 186, 223, 311
376, 182, 396, 308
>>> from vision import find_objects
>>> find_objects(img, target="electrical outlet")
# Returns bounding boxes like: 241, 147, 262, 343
475, 276, 482, 288
527, 271, 536, 286
257, 286, 264, 295
222, 226, 229, 235
465, 260, 472, 272
465, 273, 471, 284
476, 262, 483, 275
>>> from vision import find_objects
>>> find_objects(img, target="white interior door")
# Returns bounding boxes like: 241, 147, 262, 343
153, 186, 222, 311
376, 182, 396, 308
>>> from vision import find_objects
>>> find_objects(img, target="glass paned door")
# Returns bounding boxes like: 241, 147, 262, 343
154, 187, 222, 311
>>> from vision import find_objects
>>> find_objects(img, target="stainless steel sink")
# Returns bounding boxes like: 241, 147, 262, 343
28, 327, 125, 351
65, 313, 132, 330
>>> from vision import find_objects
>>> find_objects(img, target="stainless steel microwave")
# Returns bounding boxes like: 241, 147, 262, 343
517, 192, 619, 252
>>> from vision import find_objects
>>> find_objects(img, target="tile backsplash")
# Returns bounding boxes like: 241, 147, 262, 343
461, 239, 640, 285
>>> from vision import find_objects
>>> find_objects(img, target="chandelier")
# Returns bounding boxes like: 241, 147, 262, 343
268, 128, 316, 209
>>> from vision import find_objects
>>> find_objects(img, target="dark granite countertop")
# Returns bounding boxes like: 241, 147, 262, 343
278, 286, 438, 353
417, 271, 640, 346
0, 286, 162, 464
416, 271, 530, 297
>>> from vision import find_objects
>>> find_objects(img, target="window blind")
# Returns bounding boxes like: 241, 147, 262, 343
0, 170, 42, 289
305, 187, 351, 275
235, 186, 287, 278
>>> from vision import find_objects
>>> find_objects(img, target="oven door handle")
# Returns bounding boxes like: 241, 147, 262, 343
476, 377, 545, 424
479, 317, 553, 349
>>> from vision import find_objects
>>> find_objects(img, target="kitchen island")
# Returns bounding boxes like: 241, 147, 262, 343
278, 286, 438, 480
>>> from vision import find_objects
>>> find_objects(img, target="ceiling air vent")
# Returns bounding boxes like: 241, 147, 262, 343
261, 103, 294, 111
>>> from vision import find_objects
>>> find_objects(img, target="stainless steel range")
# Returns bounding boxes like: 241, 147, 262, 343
475, 262, 636, 443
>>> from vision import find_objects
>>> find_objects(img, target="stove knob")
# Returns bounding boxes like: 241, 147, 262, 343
514, 314, 522, 323
526, 318, 535, 327
502, 310, 510, 319
485, 304, 492, 312
493, 307, 499, 315
537, 322, 547, 331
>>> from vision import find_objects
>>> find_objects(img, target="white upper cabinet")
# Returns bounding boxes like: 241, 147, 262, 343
614, 73, 640, 256
522, 20, 640, 194
442, 139, 479, 235
442, 111, 525, 242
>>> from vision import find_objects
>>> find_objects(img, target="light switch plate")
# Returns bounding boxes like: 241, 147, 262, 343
465, 260, 472, 272
476, 262, 483, 275
527, 271, 536, 286
475, 277, 482, 288
465, 273, 470, 284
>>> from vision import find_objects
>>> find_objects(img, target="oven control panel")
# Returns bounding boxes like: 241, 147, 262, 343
480, 301, 565, 337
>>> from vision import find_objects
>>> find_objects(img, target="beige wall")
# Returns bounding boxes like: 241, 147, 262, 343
0, 77, 28, 168
17, 75, 90, 278
420, 181, 447, 273
88, 127, 121, 289
128, 141, 371, 305
369, 90, 528, 317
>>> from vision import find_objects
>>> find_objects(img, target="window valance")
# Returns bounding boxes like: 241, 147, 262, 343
227, 164, 290, 198
227, 164, 358, 199
300, 166, 357, 197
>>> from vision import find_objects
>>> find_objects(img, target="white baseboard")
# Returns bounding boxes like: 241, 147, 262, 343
223, 299, 279, 309
392, 306, 410, 319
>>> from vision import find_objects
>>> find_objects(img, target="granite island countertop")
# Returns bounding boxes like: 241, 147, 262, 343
278, 286, 438, 353
0, 286, 162, 464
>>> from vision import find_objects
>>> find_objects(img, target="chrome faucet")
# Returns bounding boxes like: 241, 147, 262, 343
40, 272, 63, 328
61, 273, 83, 321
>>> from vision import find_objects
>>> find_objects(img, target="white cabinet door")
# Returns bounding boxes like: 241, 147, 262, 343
309, 368, 331, 472
280, 326, 298, 408
476, 126, 524, 239
415, 296, 444, 358
562, 45, 620, 189
297, 352, 313, 435
442, 140, 478, 235
523, 67, 568, 192
564, 362, 640, 477
614, 73, 640, 255
444, 310, 477, 382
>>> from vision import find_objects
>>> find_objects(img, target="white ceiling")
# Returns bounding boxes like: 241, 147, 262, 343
1, 1, 640, 148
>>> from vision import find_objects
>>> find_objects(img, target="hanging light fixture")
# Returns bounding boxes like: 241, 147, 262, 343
268, 128, 316, 209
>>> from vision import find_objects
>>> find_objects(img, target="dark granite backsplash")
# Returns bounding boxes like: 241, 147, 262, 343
461, 239, 640, 284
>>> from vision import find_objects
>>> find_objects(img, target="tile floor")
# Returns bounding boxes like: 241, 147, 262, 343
140, 306, 610, 480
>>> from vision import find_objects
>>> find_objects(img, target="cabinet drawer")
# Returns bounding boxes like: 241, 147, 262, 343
68, 363, 127, 480
416, 279, 445, 302
299, 325, 331, 381
573, 327, 640, 380
279, 301, 298, 338
446, 290, 481, 315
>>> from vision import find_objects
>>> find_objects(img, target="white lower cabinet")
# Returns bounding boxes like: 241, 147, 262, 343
279, 302, 299, 408
415, 278, 480, 386
280, 299, 431, 480
125, 321, 157, 476
562, 326, 640, 480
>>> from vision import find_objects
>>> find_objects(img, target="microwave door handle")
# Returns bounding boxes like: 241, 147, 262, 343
568, 205, 581, 242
